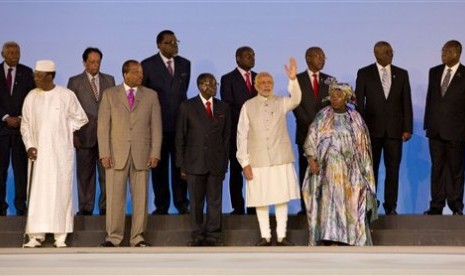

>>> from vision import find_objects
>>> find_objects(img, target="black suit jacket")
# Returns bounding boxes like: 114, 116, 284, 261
220, 68, 257, 141
176, 96, 231, 176
293, 71, 331, 145
356, 63, 413, 139
0, 63, 35, 136
424, 64, 465, 141
142, 53, 191, 133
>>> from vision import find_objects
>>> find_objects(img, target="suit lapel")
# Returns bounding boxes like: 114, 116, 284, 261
445, 64, 465, 96
371, 64, 387, 100
118, 85, 131, 111
195, 95, 217, 122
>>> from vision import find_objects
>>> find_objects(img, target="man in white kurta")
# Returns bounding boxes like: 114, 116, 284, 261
21, 60, 88, 248
236, 58, 301, 246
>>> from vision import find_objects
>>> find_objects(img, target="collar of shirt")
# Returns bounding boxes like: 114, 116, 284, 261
442, 62, 460, 81
85, 71, 99, 84
307, 69, 319, 80
376, 63, 391, 76
123, 83, 137, 96
159, 52, 175, 70
237, 67, 250, 81
3, 62, 16, 79
199, 93, 213, 112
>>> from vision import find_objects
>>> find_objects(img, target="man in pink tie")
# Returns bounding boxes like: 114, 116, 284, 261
98, 60, 162, 247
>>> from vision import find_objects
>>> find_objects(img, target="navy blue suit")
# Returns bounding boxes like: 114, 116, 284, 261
292, 70, 331, 212
176, 96, 230, 242
356, 64, 413, 213
220, 68, 257, 214
0, 63, 34, 215
142, 53, 191, 214
424, 64, 465, 213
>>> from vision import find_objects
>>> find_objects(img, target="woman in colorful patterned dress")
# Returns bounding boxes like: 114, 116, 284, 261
302, 80, 378, 246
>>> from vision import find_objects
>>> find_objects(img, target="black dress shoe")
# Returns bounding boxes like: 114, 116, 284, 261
230, 209, 245, 215
99, 241, 116, 247
453, 211, 463, 216
135, 240, 150, 247
255, 238, 271, 246
152, 209, 168, 215
187, 239, 204, 246
276, 237, 294, 246
204, 239, 224, 246
16, 210, 26, 216
177, 208, 189, 215
77, 210, 93, 216
385, 210, 398, 215
246, 207, 256, 215
423, 208, 442, 215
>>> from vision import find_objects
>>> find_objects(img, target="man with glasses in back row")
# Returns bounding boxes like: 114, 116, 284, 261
142, 30, 191, 215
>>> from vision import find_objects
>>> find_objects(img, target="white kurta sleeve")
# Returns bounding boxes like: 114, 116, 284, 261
282, 78, 302, 112
68, 91, 88, 131
236, 103, 250, 168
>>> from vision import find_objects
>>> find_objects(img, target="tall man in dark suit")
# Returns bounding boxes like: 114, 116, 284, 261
424, 40, 465, 216
220, 46, 257, 215
68, 47, 115, 216
355, 41, 413, 215
142, 30, 191, 215
176, 73, 230, 246
292, 47, 332, 214
0, 41, 34, 216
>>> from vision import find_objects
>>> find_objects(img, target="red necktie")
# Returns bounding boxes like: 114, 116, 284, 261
206, 101, 213, 120
245, 72, 252, 93
312, 73, 319, 98
6, 67, 13, 94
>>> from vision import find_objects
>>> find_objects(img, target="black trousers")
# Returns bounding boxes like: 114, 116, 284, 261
371, 136, 402, 212
187, 173, 223, 242
0, 133, 27, 214
76, 144, 106, 214
151, 131, 189, 213
297, 145, 308, 212
428, 137, 465, 212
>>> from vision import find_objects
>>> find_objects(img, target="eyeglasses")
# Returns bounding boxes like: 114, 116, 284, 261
201, 81, 219, 87
162, 40, 180, 46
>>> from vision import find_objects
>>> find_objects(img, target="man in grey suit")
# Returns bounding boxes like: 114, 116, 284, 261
68, 47, 115, 216
98, 60, 162, 247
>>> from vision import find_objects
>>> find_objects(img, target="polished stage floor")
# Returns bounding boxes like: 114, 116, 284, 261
1, 246, 465, 275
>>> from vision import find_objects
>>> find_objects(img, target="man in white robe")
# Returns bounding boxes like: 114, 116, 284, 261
21, 60, 88, 248
236, 58, 301, 246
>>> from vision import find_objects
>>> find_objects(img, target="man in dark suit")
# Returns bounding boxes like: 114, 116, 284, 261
424, 40, 465, 216
220, 46, 257, 215
68, 47, 115, 216
176, 73, 230, 246
0, 41, 34, 216
142, 30, 191, 215
292, 46, 332, 214
355, 41, 413, 215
